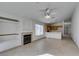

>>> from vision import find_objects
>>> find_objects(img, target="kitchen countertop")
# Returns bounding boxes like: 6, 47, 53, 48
45, 32, 62, 39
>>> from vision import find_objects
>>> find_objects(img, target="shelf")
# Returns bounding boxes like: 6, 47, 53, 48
0, 33, 19, 36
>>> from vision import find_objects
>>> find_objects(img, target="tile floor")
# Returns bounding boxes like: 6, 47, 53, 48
0, 38, 79, 56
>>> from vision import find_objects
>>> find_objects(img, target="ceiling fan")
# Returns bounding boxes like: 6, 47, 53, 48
40, 7, 56, 19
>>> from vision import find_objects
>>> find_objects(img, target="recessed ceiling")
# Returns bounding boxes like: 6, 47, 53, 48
0, 2, 78, 23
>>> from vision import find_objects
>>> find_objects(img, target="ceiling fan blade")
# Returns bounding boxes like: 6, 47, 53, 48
50, 8, 57, 11
51, 17, 55, 18
50, 12, 56, 16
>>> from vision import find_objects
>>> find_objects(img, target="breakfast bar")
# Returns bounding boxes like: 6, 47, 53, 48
45, 32, 62, 39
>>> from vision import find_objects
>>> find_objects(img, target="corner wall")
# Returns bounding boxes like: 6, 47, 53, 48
22, 19, 45, 41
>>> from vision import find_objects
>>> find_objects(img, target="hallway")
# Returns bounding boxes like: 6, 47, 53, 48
0, 38, 79, 56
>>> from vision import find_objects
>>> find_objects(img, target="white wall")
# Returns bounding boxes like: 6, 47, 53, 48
0, 35, 21, 52
22, 19, 45, 41
71, 4, 79, 47
22, 19, 33, 32
0, 13, 22, 52
0, 20, 19, 34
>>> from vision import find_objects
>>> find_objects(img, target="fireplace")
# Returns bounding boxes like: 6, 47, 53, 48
23, 34, 31, 45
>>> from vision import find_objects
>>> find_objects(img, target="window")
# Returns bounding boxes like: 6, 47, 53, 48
35, 24, 44, 36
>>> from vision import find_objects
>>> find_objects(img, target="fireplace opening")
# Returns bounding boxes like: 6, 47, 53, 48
23, 34, 31, 45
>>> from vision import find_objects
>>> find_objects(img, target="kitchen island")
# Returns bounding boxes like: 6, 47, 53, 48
45, 32, 62, 39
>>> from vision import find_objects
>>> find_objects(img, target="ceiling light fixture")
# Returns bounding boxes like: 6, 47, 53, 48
44, 8, 51, 19
45, 15, 51, 19
40, 5, 56, 19
43, 8, 56, 19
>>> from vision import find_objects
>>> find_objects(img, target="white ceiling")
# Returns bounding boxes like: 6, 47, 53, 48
0, 2, 78, 23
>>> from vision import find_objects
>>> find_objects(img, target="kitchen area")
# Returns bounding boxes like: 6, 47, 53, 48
44, 20, 71, 39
